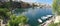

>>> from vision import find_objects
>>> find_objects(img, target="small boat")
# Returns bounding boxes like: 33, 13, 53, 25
38, 19, 42, 23
36, 7, 40, 8
46, 15, 53, 18
41, 16, 48, 20
41, 15, 53, 20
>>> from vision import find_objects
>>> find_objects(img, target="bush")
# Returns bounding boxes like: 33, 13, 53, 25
52, 0, 60, 15
8, 15, 28, 26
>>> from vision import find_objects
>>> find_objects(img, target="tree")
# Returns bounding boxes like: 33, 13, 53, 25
0, 8, 11, 24
52, 0, 60, 15
49, 0, 60, 26
8, 15, 28, 26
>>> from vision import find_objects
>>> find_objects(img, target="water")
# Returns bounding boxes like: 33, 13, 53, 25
14, 7, 52, 26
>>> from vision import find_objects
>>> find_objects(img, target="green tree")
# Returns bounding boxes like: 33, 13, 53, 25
52, 0, 60, 15
49, 0, 60, 26
8, 15, 28, 26
0, 8, 11, 24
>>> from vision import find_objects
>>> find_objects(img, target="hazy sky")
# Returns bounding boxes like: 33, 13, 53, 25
21, 0, 53, 5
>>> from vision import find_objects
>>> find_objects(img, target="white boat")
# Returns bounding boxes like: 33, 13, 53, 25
46, 15, 52, 17
37, 7, 40, 8
38, 19, 42, 23
41, 16, 48, 20
41, 15, 53, 20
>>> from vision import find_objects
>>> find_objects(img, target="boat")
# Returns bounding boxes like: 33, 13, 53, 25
38, 19, 42, 23
46, 15, 53, 18
41, 16, 48, 20
41, 15, 53, 20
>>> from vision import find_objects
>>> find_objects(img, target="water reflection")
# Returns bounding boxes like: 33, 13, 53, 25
14, 7, 52, 26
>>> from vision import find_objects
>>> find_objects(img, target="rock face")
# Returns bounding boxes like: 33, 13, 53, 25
21, 3, 31, 8
12, 1, 21, 8
0, 1, 6, 8
0, 1, 31, 8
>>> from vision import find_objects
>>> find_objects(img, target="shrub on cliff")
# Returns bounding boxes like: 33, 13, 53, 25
8, 15, 28, 26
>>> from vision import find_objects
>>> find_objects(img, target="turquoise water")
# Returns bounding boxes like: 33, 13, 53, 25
14, 7, 52, 26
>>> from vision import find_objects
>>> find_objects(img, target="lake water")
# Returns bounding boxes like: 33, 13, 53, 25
14, 7, 52, 26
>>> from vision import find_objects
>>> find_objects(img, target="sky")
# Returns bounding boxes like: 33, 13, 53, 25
21, 0, 53, 5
